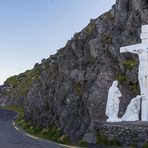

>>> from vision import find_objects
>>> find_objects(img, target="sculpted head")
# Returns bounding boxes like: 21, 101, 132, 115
112, 80, 118, 87
136, 95, 141, 100
133, 95, 141, 103
138, 49, 145, 54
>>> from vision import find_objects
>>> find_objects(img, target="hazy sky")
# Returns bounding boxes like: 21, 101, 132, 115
0, 0, 115, 85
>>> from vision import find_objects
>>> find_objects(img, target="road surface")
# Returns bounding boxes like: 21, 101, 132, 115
0, 109, 129, 148
0, 109, 67, 148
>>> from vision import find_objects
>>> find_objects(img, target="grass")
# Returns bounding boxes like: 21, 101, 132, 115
77, 141, 88, 147
122, 60, 137, 70
97, 134, 121, 147
116, 73, 127, 84
85, 21, 96, 37
131, 83, 139, 92
0, 105, 24, 117
75, 82, 85, 96
103, 11, 115, 22
0, 105, 88, 147
142, 143, 148, 148
6, 68, 40, 96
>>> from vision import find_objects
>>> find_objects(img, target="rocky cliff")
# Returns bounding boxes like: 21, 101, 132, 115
0, 0, 148, 142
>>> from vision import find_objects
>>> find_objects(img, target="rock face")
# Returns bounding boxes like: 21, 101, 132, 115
0, 0, 148, 143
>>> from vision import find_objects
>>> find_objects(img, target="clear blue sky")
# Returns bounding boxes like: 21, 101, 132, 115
0, 0, 115, 85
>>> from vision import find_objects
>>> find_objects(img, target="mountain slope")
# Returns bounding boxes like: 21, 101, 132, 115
0, 0, 147, 142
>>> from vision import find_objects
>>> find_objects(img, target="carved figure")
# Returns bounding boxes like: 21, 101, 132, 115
120, 25, 148, 121
106, 81, 122, 122
122, 95, 141, 121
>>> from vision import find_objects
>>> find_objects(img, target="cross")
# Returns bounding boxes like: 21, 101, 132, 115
120, 25, 148, 121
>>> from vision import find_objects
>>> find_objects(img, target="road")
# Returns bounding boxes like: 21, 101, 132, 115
0, 109, 67, 148
0, 109, 129, 148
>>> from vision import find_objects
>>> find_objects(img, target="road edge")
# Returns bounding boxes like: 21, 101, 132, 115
11, 111, 81, 148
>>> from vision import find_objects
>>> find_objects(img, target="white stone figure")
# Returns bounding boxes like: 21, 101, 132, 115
106, 81, 122, 122
120, 25, 148, 121
122, 95, 141, 121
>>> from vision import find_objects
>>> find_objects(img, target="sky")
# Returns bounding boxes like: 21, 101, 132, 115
0, 0, 115, 85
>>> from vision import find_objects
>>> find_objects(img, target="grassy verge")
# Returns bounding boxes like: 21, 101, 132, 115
96, 134, 121, 147
142, 143, 148, 148
0, 106, 88, 147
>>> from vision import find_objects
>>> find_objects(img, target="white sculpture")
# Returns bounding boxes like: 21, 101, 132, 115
120, 25, 148, 121
122, 95, 141, 121
106, 81, 122, 122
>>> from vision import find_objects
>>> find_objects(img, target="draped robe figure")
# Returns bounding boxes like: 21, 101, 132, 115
122, 95, 141, 121
106, 81, 122, 122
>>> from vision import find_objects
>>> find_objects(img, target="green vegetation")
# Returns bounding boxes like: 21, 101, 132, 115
0, 106, 65, 142
116, 73, 127, 84
22, 124, 68, 144
19, 78, 33, 95
131, 83, 139, 92
6, 69, 40, 87
6, 68, 41, 96
142, 143, 148, 148
0, 106, 68, 143
122, 59, 138, 70
75, 82, 85, 96
77, 141, 88, 147
99, 11, 115, 22
130, 144, 137, 148
130, 143, 148, 148
0, 106, 88, 147
6, 76, 19, 87
101, 33, 113, 44
0, 105, 24, 117
103, 11, 115, 22
97, 134, 121, 146
86, 21, 96, 37
128, 31, 134, 36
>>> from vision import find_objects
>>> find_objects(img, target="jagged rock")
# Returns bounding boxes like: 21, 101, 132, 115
82, 122, 97, 144
126, 67, 138, 84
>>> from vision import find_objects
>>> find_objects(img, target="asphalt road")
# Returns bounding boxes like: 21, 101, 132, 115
0, 109, 67, 148
0, 109, 130, 148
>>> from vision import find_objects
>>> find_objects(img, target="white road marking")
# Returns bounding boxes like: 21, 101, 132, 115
12, 121, 80, 148
13, 122, 20, 131
12, 121, 39, 140
25, 134, 39, 140
59, 144, 78, 148
15, 126, 20, 131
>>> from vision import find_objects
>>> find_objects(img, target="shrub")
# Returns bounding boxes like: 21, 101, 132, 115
85, 21, 96, 37
122, 60, 137, 70
116, 74, 127, 84
142, 143, 148, 148
97, 134, 121, 146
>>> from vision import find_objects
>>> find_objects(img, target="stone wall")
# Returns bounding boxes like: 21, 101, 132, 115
94, 121, 148, 147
